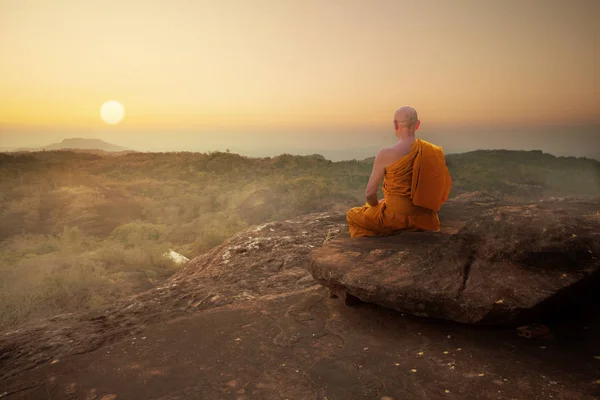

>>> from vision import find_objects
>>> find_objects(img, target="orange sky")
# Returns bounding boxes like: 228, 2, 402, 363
0, 0, 599, 133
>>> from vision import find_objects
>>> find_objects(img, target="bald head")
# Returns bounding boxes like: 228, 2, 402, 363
394, 106, 419, 131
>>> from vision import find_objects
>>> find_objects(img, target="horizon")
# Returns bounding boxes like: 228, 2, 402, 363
2, 123, 599, 162
1, 1, 599, 159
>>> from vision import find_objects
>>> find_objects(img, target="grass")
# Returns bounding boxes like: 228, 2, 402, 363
0, 230, 178, 330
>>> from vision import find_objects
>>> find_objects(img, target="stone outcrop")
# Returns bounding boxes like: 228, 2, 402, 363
309, 198, 600, 324
0, 212, 348, 380
1, 197, 599, 386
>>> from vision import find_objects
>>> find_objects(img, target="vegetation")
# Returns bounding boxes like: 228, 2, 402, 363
0, 149, 598, 329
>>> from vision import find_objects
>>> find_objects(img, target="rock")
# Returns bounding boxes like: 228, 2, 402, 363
163, 249, 190, 265
0, 211, 348, 380
1, 197, 598, 382
308, 199, 600, 324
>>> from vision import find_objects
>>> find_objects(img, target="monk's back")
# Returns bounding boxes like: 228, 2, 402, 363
385, 137, 416, 164
382, 138, 418, 200
345, 106, 452, 237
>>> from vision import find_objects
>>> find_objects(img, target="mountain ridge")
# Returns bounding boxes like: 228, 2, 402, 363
42, 137, 129, 152
0, 138, 130, 153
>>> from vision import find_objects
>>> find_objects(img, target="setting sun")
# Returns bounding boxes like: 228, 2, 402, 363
100, 101, 125, 125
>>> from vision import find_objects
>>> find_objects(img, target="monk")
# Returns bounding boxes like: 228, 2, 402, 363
346, 106, 452, 238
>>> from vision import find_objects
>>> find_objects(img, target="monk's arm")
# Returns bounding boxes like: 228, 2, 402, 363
365, 150, 386, 206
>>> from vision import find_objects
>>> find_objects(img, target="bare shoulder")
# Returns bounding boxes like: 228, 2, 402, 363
374, 146, 396, 166
395, 138, 416, 154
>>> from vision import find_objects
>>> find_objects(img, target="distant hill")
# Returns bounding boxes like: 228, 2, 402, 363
0, 138, 130, 154
42, 138, 129, 152
586, 152, 600, 161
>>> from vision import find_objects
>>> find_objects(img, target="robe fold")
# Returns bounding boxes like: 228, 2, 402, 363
346, 138, 452, 238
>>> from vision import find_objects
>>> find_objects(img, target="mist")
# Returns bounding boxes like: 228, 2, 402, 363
1, 122, 598, 161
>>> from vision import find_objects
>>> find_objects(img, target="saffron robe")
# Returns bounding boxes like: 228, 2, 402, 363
346, 138, 452, 238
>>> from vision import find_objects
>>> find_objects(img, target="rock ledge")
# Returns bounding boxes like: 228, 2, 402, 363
309, 200, 600, 324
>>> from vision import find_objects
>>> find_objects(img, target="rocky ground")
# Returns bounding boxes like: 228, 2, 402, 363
1, 195, 599, 399
310, 197, 600, 325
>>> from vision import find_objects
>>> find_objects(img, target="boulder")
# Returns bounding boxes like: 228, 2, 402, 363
309, 200, 600, 324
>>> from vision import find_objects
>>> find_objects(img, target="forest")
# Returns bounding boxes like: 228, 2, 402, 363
1, 149, 598, 329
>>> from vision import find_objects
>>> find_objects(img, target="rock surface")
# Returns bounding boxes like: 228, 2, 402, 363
1, 197, 600, 400
309, 198, 600, 324
2, 286, 600, 400
0, 212, 348, 381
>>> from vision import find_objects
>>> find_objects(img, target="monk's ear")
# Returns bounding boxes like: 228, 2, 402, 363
415, 120, 421, 130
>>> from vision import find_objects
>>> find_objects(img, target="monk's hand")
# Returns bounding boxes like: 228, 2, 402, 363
378, 198, 385, 204
366, 194, 379, 207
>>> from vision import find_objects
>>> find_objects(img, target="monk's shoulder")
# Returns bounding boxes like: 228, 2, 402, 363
419, 138, 445, 154
375, 146, 397, 165
391, 140, 414, 157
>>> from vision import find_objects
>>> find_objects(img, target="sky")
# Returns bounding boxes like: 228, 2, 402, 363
0, 0, 599, 159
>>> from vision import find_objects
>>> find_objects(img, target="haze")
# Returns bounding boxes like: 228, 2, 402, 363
1, 0, 598, 160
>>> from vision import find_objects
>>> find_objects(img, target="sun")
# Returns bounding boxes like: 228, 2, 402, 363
100, 100, 125, 124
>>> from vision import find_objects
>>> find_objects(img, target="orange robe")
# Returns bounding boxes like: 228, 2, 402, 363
346, 138, 452, 238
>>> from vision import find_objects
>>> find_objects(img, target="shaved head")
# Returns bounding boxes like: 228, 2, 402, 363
394, 106, 419, 130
